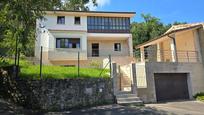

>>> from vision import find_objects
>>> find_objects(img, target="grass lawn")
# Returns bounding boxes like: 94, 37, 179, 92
0, 58, 109, 79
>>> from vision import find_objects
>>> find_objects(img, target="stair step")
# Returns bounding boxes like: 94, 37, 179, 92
117, 100, 143, 104
116, 92, 143, 106
116, 94, 138, 98
117, 97, 140, 102
117, 97, 140, 100
117, 100, 143, 106
117, 91, 132, 95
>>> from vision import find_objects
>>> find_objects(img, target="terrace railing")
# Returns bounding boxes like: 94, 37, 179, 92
88, 48, 130, 57
134, 49, 200, 63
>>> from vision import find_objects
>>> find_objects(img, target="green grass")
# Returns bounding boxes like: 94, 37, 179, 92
0, 57, 15, 67
194, 92, 204, 102
0, 58, 110, 79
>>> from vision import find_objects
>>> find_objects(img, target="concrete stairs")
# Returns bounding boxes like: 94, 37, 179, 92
119, 75, 132, 91
116, 91, 143, 106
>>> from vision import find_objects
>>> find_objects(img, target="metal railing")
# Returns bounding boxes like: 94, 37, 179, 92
134, 49, 199, 63
88, 48, 130, 57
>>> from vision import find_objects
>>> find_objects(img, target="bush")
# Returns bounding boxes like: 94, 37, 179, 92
0, 57, 13, 67
194, 92, 204, 102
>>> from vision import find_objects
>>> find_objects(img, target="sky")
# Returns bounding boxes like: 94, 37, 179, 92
87, 0, 204, 24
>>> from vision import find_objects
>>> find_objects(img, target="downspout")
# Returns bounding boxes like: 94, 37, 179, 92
167, 34, 178, 62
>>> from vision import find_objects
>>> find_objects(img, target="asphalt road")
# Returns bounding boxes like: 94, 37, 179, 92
45, 104, 171, 115
1, 98, 204, 115
146, 100, 204, 115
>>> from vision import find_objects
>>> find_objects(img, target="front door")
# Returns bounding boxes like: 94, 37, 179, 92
92, 43, 99, 57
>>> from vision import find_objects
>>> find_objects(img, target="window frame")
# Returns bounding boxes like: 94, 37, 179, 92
87, 16, 130, 33
74, 17, 81, 25
114, 43, 122, 51
56, 38, 80, 49
57, 16, 65, 24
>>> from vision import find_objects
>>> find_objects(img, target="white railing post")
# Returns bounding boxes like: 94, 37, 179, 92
131, 63, 138, 95
187, 51, 189, 62
140, 47, 145, 62
112, 63, 118, 95
170, 36, 178, 62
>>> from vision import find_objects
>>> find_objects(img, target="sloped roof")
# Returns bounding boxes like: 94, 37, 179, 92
165, 22, 204, 34
135, 22, 204, 49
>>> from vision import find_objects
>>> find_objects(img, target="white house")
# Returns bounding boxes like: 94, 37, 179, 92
35, 10, 135, 67
35, 11, 204, 104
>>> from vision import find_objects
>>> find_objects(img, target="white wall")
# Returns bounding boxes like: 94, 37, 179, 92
42, 15, 87, 31
35, 24, 50, 59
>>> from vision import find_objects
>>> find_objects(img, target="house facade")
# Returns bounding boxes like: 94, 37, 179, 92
134, 23, 204, 102
35, 10, 135, 67
35, 11, 204, 103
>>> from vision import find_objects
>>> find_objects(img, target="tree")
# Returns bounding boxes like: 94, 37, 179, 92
131, 14, 185, 47
62, 0, 97, 11
0, 0, 97, 56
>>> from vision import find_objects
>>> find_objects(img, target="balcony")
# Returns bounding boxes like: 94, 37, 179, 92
48, 49, 87, 60
87, 48, 130, 58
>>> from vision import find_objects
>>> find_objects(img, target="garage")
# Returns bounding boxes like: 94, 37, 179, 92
154, 73, 189, 102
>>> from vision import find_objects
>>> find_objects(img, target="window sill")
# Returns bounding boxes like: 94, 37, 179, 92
55, 48, 81, 51
56, 23, 65, 25
114, 50, 122, 52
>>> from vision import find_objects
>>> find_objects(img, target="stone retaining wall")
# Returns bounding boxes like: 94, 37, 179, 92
0, 66, 114, 111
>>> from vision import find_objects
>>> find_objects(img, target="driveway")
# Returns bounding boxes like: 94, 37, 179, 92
1, 98, 204, 115
45, 104, 173, 115
146, 100, 204, 115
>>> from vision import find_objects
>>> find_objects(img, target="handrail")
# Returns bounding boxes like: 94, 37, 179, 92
134, 49, 199, 63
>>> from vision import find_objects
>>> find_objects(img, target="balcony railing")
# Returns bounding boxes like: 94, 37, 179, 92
87, 48, 130, 57
134, 49, 200, 63
48, 48, 87, 60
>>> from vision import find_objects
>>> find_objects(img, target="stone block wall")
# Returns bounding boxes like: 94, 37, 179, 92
0, 66, 114, 111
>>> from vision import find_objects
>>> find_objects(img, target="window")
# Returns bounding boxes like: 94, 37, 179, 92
56, 38, 80, 48
114, 43, 121, 51
74, 17, 81, 25
57, 16, 65, 24
87, 16, 130, 33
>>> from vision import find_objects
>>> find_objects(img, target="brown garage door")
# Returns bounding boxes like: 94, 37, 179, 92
154, 73, 189, 102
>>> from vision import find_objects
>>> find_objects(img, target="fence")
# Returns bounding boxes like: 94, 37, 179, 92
134, 49, 199, 63
0, 46, 113, 79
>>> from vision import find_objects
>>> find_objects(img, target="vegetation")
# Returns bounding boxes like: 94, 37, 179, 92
131, 13, 186, 47
0, 0, 187, 57
194, 92, 204, 102
0, 0, 97, 56
0, 57, 13, 67
62, 0, 97, 11
0, 59, 109, 79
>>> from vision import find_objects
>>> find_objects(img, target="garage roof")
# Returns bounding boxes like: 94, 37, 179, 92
135, 23, 204, 49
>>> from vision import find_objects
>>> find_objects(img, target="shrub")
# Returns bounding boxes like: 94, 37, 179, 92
194, 92, 204, 102
0, 57, 12, 67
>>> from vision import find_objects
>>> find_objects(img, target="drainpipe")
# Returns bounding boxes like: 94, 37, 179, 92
168, 34, 178, 62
